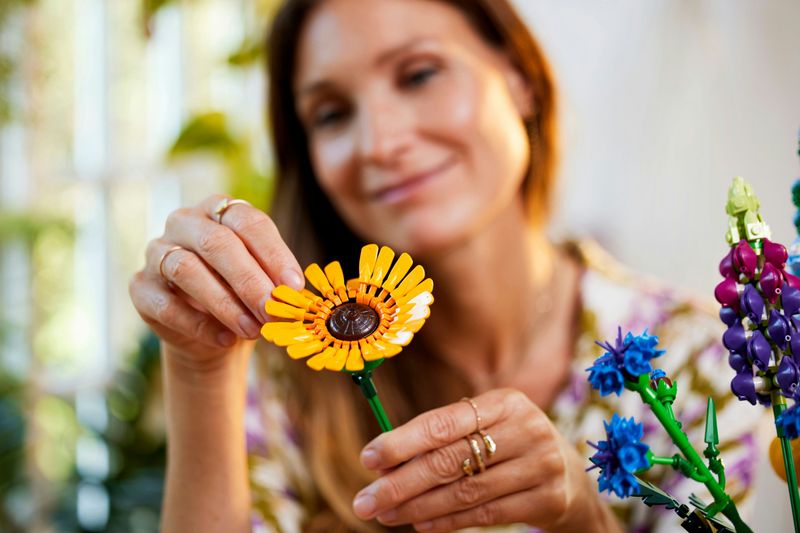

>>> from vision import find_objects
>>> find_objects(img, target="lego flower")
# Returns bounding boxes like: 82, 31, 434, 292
588, 414, 651, 498
587, 328, 666, 395
586, 360, 625, 397
777, 403, 800, 440
261, 244, 433, 373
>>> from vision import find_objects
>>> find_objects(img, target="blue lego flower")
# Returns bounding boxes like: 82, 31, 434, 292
623, 330, 666, 376
777, 403, 800, 440
587, 356, 625, 396
588, 414, 651, 498
623, 346, 652, 376
588, 329, 666, 392
650, 369, 666, 381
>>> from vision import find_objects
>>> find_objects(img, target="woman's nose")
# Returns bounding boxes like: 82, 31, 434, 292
355, 97, 412, 167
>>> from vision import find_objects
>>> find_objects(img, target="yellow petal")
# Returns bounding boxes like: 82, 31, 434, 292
325, 346, 349, 371
345, 346, 364, 372
404, 289, 434, 307
392, 265, 425, 299
384, 329, 414, 346
359, 244, 379, 282
361, 343, 383, 362
305, 263, 333, 295
381, 252, 412, 291
260, 321, 305, 341
287, 340, 326, 359
272, 285, 314, 310
307, 347, 337, 371
324, 261, 346, 290
265, 300, 307, 320
390, 318, 426, 334
395, 305, 431, 323
325, 261, 349, 301
370, 246, 395, 286
396, 278, 434, 306
273, 330, 317, 347
372, 340, 403, 358
301, 288, 320, 301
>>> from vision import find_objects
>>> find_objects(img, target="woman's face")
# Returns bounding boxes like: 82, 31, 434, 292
294, 0, 533, 254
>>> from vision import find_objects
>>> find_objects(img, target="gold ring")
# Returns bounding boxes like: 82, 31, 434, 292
460, 397, 482, 434
461, 457, 474, 477
466, 437, 486, 473
158, 245, 185, 286
479, 430, 497, 458
212, 197, 251, 224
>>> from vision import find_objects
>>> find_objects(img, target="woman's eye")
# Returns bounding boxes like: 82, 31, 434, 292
312, 106, 349, 129
401, 66, 438, 88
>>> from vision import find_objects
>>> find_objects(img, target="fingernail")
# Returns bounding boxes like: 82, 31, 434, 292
281, 269, 304, 290
415, 520, 433, 531
239, 314, 260, 338
217, 330, 236, 347
353, 492, 376, 517
258, 297, 271, 323
361, 448, 379, 469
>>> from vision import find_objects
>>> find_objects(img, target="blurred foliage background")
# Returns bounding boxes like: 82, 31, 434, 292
0, 0, 278, 530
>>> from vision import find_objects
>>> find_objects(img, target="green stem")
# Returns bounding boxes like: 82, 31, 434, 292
351, 371, 393, 432
367, 394, 392, 433
772, 393, 800, 533
627, 375, 752, 533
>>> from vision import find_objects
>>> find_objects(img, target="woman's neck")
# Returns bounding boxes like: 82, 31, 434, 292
418, 199, 564, 393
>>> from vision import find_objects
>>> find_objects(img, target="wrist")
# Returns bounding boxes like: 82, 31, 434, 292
162, 340, 253, 391
547, 447, 622, 533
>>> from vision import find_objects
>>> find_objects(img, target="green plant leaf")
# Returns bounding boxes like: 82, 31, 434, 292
227, 38, 264, 67
168, 112, 239, 159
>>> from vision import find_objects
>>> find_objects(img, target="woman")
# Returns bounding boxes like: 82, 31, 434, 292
129, 0, 758, 531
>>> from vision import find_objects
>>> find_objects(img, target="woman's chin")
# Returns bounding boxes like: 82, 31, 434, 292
364, 219, 476, 260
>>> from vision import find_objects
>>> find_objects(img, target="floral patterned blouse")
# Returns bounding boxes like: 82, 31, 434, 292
246, 241, 763, 532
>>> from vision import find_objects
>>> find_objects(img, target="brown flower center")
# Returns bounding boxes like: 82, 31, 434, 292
326, 302, 380, 341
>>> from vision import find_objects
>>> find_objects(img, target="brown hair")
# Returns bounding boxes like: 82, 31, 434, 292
264, 1, 558, 530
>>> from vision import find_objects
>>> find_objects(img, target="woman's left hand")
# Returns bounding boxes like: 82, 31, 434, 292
352, 388, 620, 532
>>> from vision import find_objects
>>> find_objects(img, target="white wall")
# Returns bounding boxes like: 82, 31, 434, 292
517, 0, 800, 294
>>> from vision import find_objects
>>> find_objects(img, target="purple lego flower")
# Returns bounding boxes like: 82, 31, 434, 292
588, 414, 651, 499
733, 240, 758, 279
760, 263, 782, 304
714, 277, 740, 310
741, 284, 765, 324
764, 238, 789, 270
768, 310, 792, 350
777, 356, 800, 397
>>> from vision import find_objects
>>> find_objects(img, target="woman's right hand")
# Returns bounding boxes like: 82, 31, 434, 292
129, 194, 305, 373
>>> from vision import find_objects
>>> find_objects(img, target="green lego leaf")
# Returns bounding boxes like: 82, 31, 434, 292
704, 397, 719, 446
633, 478, 688, 515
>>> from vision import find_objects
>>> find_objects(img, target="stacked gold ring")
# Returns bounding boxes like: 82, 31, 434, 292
458, 397, 497, 477
461, 397, 497, 458
465, 436, 486, 473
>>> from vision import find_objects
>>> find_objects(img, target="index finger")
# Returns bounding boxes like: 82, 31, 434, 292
201, 195, 304, 290
361, 389, 509, 470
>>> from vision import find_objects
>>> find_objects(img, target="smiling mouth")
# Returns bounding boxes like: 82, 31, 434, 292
370, 156, 457, 205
